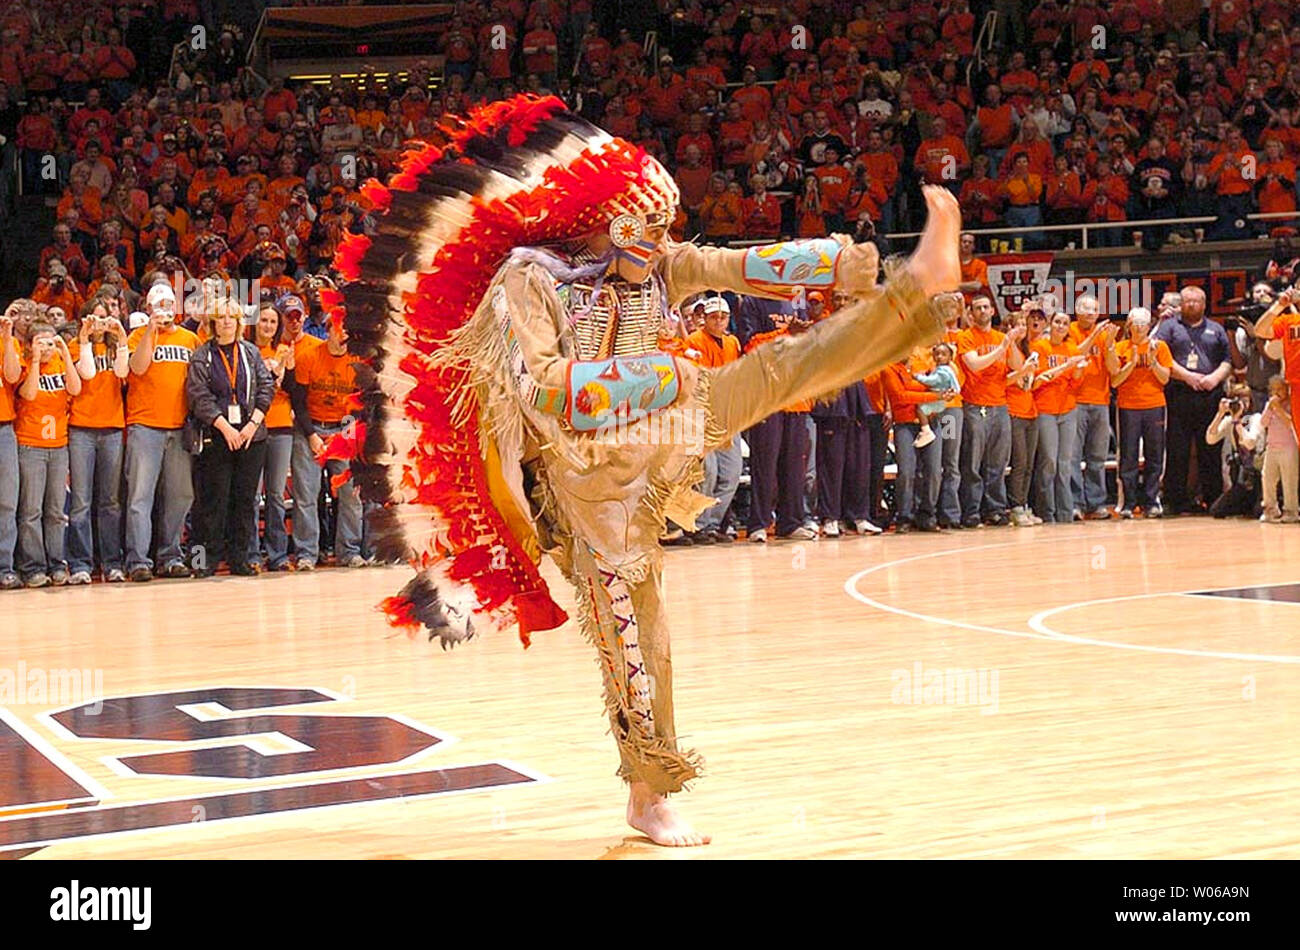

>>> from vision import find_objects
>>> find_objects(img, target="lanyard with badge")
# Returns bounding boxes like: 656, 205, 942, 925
216, 344, 242, 426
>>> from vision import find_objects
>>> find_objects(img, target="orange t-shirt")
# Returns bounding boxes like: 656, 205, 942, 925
685, 329, 741, 368
1113, 338, 1172, 410
295, 343, 357, 423
0, 339, 19, 423
1067, 322, 1110, 405
1006, 361, 1037, 419
70, 340, 125, 429
1258, 159, 1298, 214
1208, 147, 1255, 196
125, 324, 199, 429
15, 353, 72, 448
960, 258, 989, 300
880, 360, 934, 425
1031, 337, 1080, 416
1266, 311, 1300, 383
293, 334, 322, 359
957, 324, 1009, 406
260, 343, 294, 429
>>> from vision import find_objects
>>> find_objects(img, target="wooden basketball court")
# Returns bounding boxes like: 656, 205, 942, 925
4, 517, 1298, 859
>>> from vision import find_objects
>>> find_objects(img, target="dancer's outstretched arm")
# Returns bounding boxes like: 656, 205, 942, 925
700, 187, 965, 440
661, 234, 881, 303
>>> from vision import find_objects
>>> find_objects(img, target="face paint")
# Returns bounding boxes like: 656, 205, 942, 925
614, 237, 658, 268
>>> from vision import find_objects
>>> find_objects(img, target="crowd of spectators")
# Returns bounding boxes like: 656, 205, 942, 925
0, 275, 385, 588
3, 0, 1300, 587
672, 272, 1300, 546
3, 0, 1300, 286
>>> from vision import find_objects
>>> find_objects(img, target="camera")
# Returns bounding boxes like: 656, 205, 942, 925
1227, 397, 1245, 415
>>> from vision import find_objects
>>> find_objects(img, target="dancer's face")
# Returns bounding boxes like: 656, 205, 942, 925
591, 221, 669, 284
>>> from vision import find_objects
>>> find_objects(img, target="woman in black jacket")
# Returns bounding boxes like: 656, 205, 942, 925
185, 299, 275, 576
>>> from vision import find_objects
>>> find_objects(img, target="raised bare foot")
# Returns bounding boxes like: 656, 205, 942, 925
909, 185, 963, 298
626, 781, 711, 847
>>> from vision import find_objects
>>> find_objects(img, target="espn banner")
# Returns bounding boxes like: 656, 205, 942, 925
985, 252, 1253, 318
985, 253, 1054, 318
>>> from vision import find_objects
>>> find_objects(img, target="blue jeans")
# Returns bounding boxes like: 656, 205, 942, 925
67, 426, 124, 574
1070, 402, 1110, 513
249, 430, 293, 567
698, 435, 742, 532
1118, 407, 1166, 510
16, 444, 69, 576
124, 425, 194, 571
0, 425, 16, 573
937, 406, 964, 524
1035, 410, 1077, 523
894, 422, 941, 523
291, 422, 362, 561
960, 403, 1011, 521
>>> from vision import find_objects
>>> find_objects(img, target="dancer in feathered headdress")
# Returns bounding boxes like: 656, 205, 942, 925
331, 94, 962, 845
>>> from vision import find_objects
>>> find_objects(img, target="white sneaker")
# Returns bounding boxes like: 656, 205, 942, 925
1010, 506, 1033, 527
822, 520, 841, 538
913, 425, 936, 449
68, 571, 92, 585
855, 519, 884, 535
781, 525, 818, 541
1283, 513, 1300, 524
1262, 511, 1283, 523
749, 528, 767, 543
1029, 512, 1044, 525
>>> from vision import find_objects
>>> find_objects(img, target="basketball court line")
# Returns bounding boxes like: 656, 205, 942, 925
843, 525, 1300, 665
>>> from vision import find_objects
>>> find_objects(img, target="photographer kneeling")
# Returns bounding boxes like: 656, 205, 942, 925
185, 300, 275, 576
1206, 381, 1262, 519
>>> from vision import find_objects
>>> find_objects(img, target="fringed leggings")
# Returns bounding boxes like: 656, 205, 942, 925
561, 270, 943, 795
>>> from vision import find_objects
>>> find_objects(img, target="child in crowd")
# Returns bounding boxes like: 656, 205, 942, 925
1259, 375, 1299, 523
911, 341, 960, 448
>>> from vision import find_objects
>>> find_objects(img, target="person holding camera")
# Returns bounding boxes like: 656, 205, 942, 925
0, 303, 26, 589
1205, 381, 1263, 519
1253, 285, 1300, 433
33, 258, 86, 317
1227, 282, 1281, 413
14, 318, 83, 587
66, 298, 130, 584
186, 299, 275, 576
123, 283, 200, 581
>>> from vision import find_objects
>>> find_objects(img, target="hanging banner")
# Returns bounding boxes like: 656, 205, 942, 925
984, 253, 1252, 318
984, 252, 1055, 318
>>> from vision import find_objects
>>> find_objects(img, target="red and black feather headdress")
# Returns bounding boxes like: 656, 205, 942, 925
329, 94, 680, 648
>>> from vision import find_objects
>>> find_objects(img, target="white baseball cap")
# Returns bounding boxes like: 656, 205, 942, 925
146, 284, 177, 308
128, 311, 150, 330
702, 296, 730, 315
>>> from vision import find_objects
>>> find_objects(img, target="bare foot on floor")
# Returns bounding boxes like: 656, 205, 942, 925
626, 782, 711, 847
909, 185, 963, 298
